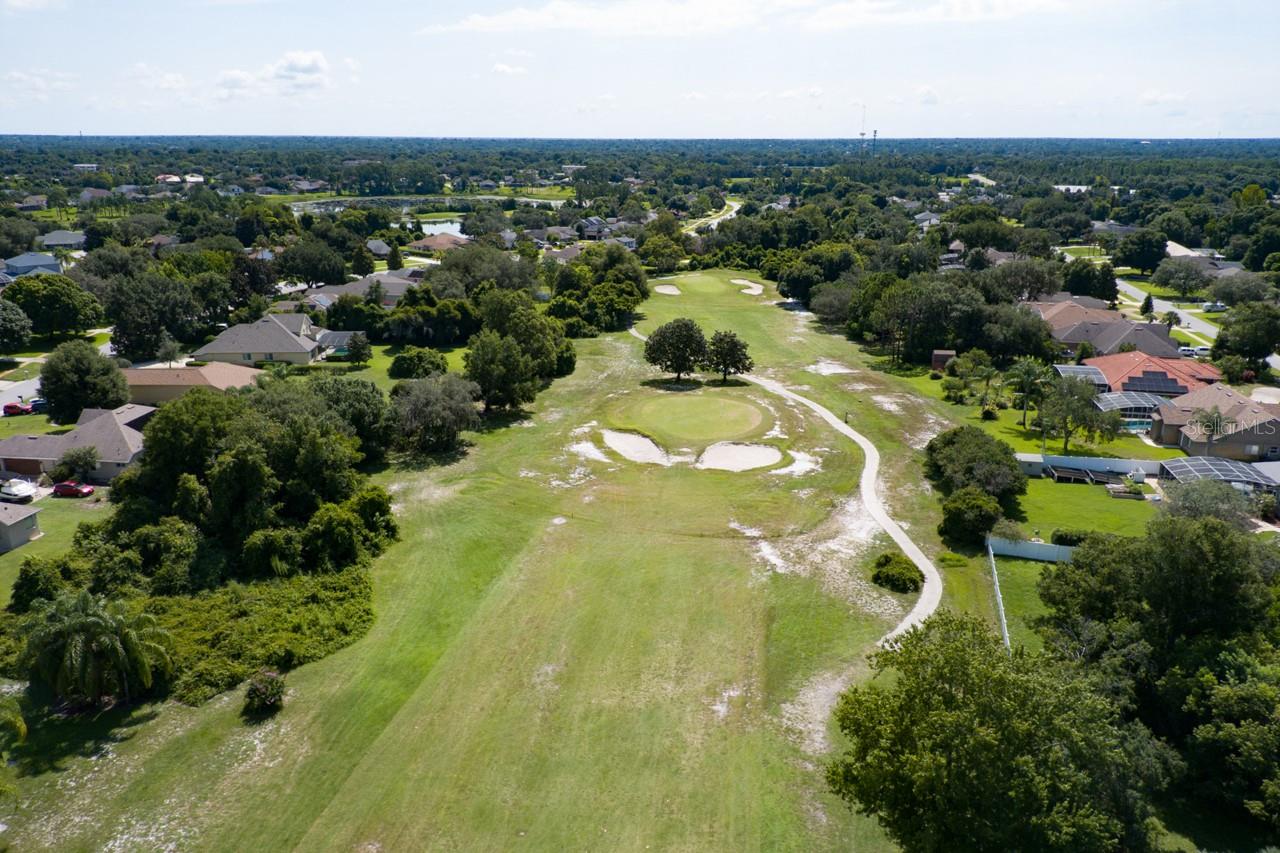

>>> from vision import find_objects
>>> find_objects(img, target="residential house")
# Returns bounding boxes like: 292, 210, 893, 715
914, 210, 941, 231
602, 236, 637, 251
1150, 384, 1280, 460
406, 233, 468, 253
183, 174, 204, 185
1055, 320, 1180, 358
1084, 351, 1222, 397
255, 186, 282, 196
112, 184, 141, 197
498, 229, 518, 249
218, 185, 245, 197
17, 195, 46, 211
291, 179, 328, 193
78, 188, 111, 205
544, 244, 585, 264
303, 270, 421, 308
193, 314, 326, 365
36, 230, 86, 251
366, 238, 392, 258
0, 503, 41, 553
1027, 297, 1124, 335
3, 252, 61, 277
577, 216, 611, 239
155, 174, 182, 184
121, 362, 263, 405
0, 404, 155, 482
72, 163, 98, 172
1091, 220, 1138, 238
147, 234, 180, 254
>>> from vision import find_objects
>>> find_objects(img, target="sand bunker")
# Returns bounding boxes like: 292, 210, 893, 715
731, 278, 764, 296
653, 284, 681, 296
696, 442, 783, 472
872, 394, 906, 413
600, 429, 674, 465
567, 441, 611, 463
772, 450, 821, 477
805, 360, 856, 376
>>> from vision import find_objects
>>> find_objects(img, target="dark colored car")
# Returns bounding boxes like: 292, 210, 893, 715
28, 398, 47, 414
3, 402, 32, 416
53, 481, 95, 498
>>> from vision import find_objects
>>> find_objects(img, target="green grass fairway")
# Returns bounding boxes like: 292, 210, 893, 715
607, 391, 768, 446
9, 270, 935, 851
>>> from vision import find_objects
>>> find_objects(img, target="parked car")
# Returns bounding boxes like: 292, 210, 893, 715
0, 479, 36, 503
1194, 346, 1213, 357
1202, 302, 1227, 312
53, 481, 94, 498
2, 402, 32, 416
28, 398, 47, 414
1178, 346, 1196, 357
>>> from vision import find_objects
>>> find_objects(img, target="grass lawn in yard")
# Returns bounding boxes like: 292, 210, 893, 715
994, 558, 1048, 651
1059, 245, 1107, 259
0, 414, 66, 441
0, 494, 111, 606
1007, 476, 1157, 538
0, 362, 42, 382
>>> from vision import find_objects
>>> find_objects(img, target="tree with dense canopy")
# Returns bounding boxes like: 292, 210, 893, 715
924, 425, 1026, 502
703, 330, 753, 383
643, 318, 707, 381
346, 332, 372, 367
828, 613, 1164, 853
0, 300, 32, 353
1152, 257, 1210, 299
3, 274, 103, 337
391, 374, 480, 454
38, 340, 128, 424
1040, 375, 1122, 454
464, 329, 537, 411
1003, 356, 1052, 428
1114, 229, 1168, 275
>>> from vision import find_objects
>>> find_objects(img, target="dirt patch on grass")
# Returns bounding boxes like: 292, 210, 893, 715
567, 441, 610, 463
653, 284, 681, 296
780, 659, 869, 755
771, 450, 821, 477
805, 360, 856, 376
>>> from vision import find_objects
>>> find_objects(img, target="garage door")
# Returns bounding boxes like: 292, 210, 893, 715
2, 459, 42, 476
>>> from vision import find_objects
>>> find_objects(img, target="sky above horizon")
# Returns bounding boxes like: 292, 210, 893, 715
2, 0, 1277, 138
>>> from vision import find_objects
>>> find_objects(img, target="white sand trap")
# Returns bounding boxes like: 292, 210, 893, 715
772, 450, 821, 477
567, 441, 610, 463
731, 278, 764, 295
601, 429, 673, 465
696, 442, 783, 472
654, 284, 681, 295
805, 360, 856, 376
551, 516, 567, 526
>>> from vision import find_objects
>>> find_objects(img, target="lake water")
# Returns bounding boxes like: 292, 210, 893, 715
405, 218, 463, 237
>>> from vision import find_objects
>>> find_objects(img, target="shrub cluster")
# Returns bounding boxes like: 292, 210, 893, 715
243, 669, 286, 716
871, 552, 924, 593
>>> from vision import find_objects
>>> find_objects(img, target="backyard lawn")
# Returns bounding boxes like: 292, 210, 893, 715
0, 494, 112, 607
1008, 476, 1157, 538
994, 558, 1048, 651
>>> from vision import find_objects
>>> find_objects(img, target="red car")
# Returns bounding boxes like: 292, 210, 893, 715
3, 402, 32, 416
53, 481, 94, 498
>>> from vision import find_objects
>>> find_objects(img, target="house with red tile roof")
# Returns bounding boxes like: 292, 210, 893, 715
1084, 351, 1222, 397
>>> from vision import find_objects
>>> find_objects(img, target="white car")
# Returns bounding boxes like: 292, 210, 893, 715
1178, 346, 1196, 357
0, 479, 36, 503
1194, 346, 1213, 357
1202, 302, 1227, 312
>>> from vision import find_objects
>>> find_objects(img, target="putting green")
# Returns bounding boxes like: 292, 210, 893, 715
607, 391, 769, 446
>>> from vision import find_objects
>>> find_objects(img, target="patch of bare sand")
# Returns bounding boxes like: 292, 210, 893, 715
696, 442, 783, 472
567, 440, 610, 463
600, 429, 672, 465
780, 660, 869, 755
805, 360, 856, 376
771, 450, 821, 477
871, 393, 907, 414
731, 278, 764, 295
653, 284, 681, 295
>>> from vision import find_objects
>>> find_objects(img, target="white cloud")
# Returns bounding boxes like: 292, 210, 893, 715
130, 63, 188, 92
342, 57, 361, 71
2, 0, 64, 9
424, 0, 1095, 37
215, 50, 330, 100
492, 62, 527, 75
1, 69, 74, 101
916, 85, 939, 105
423, 0, 770, 37
682, 90, 707, 101
505, 48, 535, 58
799, 0, 1083, 29
1140, 89, 1186, 106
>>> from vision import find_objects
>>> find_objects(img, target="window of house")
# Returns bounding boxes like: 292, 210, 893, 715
242, 353, 252, 361
1246, 444, 1261, 456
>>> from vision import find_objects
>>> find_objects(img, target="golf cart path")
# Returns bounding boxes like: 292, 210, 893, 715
628, 326, 942, 643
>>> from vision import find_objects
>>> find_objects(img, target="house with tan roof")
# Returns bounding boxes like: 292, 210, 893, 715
1150, 385, 1280, 460
121, 362, 262, 405
1084, 351, 1222, 397
0, 404, 155, 482
192, 314, 325, 365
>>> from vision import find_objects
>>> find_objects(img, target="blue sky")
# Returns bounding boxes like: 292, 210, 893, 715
2, 0, 1276, 137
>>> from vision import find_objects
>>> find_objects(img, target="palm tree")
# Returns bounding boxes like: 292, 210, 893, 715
1004, 357, 1052, 428
1189, 406, 1235, 454
1160, 310, 1181, 331
24, 590, 172, 708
